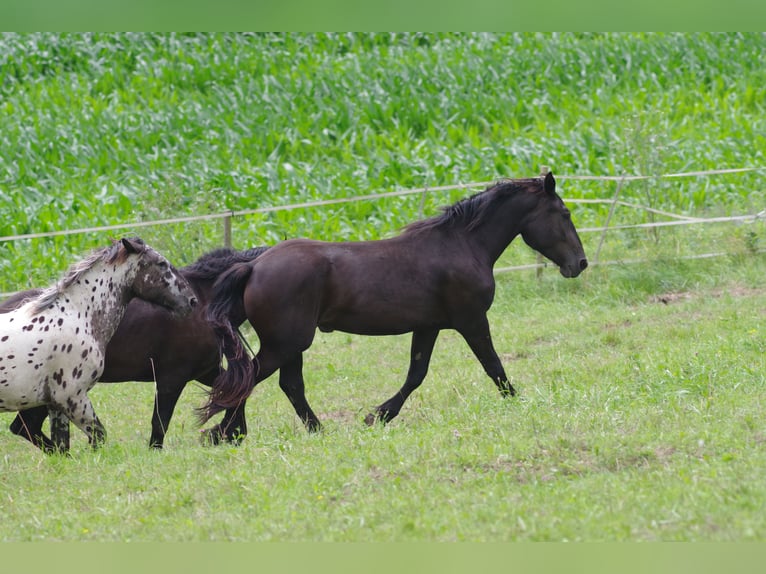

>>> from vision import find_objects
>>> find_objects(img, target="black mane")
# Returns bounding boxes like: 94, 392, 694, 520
182, 246, 269, 280
403, 178, 542, 235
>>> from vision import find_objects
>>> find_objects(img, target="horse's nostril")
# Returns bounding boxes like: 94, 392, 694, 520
190, 297, 198, 307
579, 258, 588, 270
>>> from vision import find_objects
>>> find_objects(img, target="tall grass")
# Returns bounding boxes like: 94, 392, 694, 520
1, 33, 765, 291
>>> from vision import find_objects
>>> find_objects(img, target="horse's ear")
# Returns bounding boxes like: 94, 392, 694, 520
544, 171, 556, 195
121, 237, 143, 254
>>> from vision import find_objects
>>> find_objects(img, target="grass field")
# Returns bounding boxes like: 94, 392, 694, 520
0, 33, 765, 541
0, 256, 764, 541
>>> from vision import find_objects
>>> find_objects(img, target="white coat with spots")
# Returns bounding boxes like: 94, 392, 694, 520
0, 237, 196, 453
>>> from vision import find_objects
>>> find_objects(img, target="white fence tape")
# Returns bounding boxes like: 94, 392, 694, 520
1, 167, 764, 297
1, 167, 764, 244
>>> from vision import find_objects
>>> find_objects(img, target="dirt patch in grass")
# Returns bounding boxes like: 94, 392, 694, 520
321, 409, 364, 425
651, 285, 766, 305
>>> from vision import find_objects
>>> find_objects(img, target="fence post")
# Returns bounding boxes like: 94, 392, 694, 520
593, 174, 626, 265
418, 184, 429, 219
536, 166, 551, 280
223, 214, 232, 248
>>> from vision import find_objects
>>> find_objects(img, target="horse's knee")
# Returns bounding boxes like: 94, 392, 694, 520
88, 422, 107, 448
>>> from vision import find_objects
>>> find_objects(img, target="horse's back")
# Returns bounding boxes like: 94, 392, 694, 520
0, 289, 44, 314
244, 236, 458, 336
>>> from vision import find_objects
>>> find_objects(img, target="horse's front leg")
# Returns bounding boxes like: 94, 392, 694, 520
48, 407, 71, 455
366, 328, 440, 425
56, 394, 107, 449
149, 380, 185, 449
458, 315, 516, 397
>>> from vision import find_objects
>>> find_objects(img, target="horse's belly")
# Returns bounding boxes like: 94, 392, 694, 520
0, 376, 47, 411
319, 310, 445, 336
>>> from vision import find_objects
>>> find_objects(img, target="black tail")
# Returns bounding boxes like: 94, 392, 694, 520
198, 261, 258, 424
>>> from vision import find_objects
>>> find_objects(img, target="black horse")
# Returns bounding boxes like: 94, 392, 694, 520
0, 245, 268, 450
200, 172, 587, 429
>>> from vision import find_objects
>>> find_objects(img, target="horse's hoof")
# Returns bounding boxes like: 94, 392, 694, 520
46, 447, 71, 458
200, 427, 223, 446
227, 433, 246, 446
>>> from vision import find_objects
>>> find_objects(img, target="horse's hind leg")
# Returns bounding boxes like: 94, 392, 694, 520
212, 403, 248, 444
279, 354, 321, 432
197, 368, 249, 445
10, 407, 55, 453
366, 329, 440, 425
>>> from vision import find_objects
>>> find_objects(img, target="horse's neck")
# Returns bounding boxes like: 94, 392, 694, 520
61, 259, 139, 345
469, 194, 528, 266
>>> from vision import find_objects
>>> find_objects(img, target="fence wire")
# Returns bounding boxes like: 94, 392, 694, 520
1, 167, 764, 297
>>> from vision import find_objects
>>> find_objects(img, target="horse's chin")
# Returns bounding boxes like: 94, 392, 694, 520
160, 300, 195, 318
558, 257, 588, 278
559, 266, 581, 279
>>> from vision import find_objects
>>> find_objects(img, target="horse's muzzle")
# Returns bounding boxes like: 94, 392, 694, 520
170, 296, 198, 317
560, 258, 588, 278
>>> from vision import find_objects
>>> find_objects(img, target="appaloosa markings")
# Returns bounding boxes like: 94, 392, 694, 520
4, 245, 269, 451
0, 237, 196, 454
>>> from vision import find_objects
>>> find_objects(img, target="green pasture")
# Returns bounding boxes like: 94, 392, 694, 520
0, 256, 764, 541
0, 33, 765, 541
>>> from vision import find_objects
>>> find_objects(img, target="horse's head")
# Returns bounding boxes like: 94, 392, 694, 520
519, 173, 588, 278
122, 238, 198, 315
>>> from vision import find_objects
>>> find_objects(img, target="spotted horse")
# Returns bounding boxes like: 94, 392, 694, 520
0, 237, 197, 454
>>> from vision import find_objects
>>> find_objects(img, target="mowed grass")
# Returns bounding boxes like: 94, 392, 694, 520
0, 255, 764, 541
